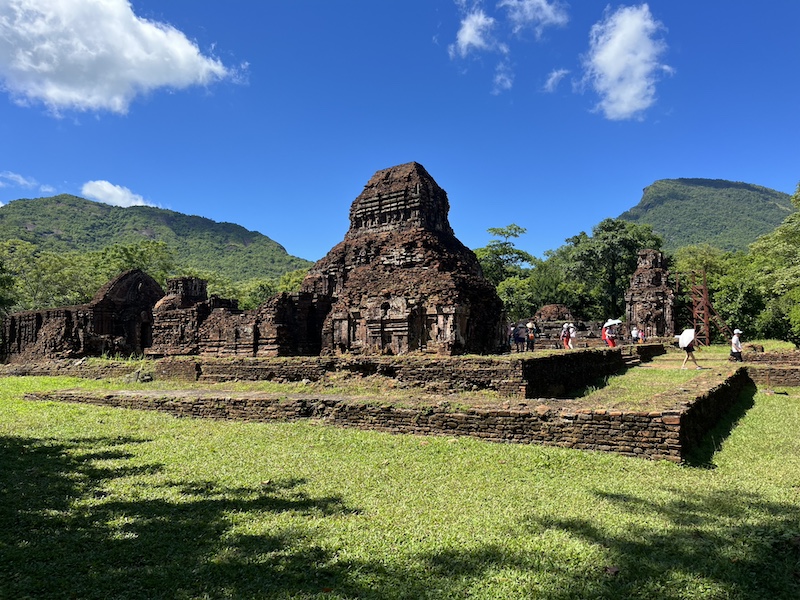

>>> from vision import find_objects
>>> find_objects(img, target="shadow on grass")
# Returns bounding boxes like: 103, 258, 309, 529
4, 431, 800, 599
1, 434, 532, 599
0, 435, 360, 599
524, 487, 800, 600
685, 383, 757, 468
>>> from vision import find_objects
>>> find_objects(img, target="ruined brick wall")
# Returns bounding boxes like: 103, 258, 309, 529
742, 351, 800, 365
198, 309, 256, 357
736, 352, 800, 387
147, 304, 210, 356
2, 307, 93, 360
2, 269, 164, 361
148, 347, 640, 399
253, 292, 333, 357
677, 368, 753, 452
27, 366, 750, 462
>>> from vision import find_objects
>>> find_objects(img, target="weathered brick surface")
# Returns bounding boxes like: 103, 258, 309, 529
746, 365, 800, 387
743, 351, 800, 365
172, 348, 630, 398
24, 366, 751, 463
2, 270, 164, 361
730, 351, 800, 387
624, 249, 675, 338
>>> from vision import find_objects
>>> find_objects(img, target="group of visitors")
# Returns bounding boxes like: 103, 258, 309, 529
629, 325, 646, 344
508, 320, 539, 352
509, 318, 747, 366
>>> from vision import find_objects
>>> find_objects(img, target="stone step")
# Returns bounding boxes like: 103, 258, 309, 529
623, 356, 641, 368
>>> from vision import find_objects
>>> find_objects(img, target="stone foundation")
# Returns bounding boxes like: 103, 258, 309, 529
23, 366, 752, 463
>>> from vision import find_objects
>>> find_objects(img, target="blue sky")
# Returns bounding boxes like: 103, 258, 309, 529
1, 1, 798, 263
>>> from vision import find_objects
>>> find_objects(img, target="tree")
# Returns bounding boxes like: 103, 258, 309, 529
236, 277, 278, 310
474, 224, 534, 287
0, 259, 15, 314
746, 182, 800, 345
561, 219, 663, 319
0, 240, 98, 311
93, 241, 176, 287
277, 268, 309, 293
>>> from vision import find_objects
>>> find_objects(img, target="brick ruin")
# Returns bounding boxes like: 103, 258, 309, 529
1, 269, 164, 360
300, 162, 505, 355
1, 168, 672, 363
1, 162, 504, 361
147, 162, 504, 357
624, 249, 675, 338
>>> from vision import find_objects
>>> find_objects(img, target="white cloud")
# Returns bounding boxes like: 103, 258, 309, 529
582, 4, 671, 120
0, 170, 37, 188
498, 0, 569, 36
449, 1, 568, 94
449, 9, 498, 59
543, 68, 569, 92
81, 180, 156, 207
492, 61, 514, 94
0, 0, 237, 114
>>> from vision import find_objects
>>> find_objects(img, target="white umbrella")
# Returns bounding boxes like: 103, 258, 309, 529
678, 328, 695, 349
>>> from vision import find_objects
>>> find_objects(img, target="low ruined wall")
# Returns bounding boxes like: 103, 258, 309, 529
631, 343, 667, 362
743, 351, 800, 365
745, 365, 800, 387
24, 366, 751, 463
1, 345, 664, 400
732, 351, 800, 387
159, 349, 630, 399
0, 359, 137, 380
677, 368, 753, 453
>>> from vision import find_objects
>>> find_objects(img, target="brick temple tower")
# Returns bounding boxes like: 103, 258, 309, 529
301, 162, 506, 355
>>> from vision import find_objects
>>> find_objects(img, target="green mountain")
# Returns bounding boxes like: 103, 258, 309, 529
618, 179, 795, 252
0, 194, 312, 281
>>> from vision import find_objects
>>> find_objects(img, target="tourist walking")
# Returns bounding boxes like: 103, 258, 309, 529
560, 323, 570, 349
568, 323, 576, 349
731, 328, 743, 362
679, 328, 701, 369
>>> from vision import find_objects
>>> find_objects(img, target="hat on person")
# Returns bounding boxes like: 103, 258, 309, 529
734, 328, 742, 334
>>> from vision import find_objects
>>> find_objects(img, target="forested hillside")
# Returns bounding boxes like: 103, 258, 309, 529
618, 179, 794, 252
0, 194, 312, 281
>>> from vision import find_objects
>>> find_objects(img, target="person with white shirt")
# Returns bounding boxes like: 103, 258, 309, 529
731, 328, 743, 362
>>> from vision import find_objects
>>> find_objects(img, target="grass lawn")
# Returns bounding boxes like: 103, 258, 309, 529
2, 364, 800, 598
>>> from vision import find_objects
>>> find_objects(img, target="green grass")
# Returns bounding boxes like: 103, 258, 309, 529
2, 375, 800, 599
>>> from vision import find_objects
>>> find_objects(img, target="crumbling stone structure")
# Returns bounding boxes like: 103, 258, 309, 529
148, 162, 504, 357
624, 249, 675, 338
300, 162, 505, 355
146, 277, 333, 358
1, 269, 164, 361
2, 163, 505, 361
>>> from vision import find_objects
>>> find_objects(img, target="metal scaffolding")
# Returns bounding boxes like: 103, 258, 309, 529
684, 271, 732, 346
